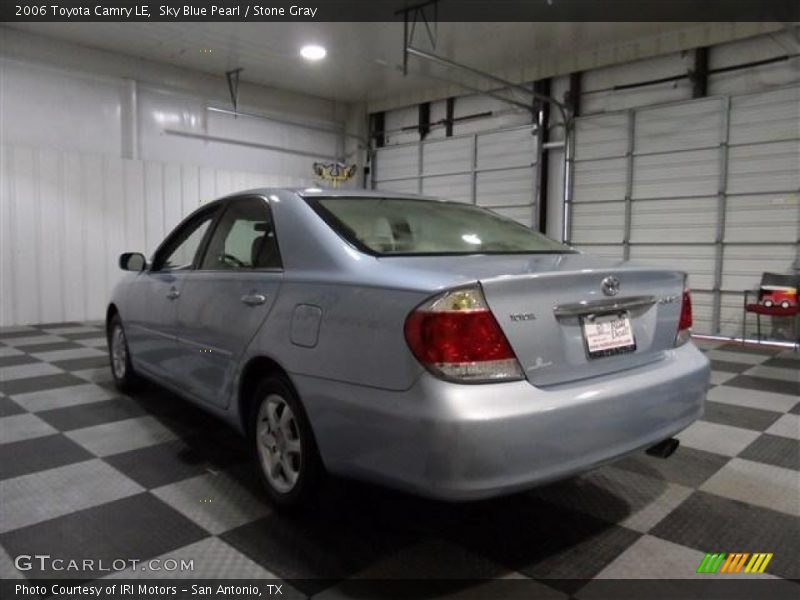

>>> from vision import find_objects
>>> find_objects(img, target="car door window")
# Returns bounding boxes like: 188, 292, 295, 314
151, 209, 217, 272
199, 198, 281, 270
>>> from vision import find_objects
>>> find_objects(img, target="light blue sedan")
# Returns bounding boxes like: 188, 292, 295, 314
107, 188, 710, 507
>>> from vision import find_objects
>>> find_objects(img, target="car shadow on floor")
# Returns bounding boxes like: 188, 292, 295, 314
123, 381, 667, 591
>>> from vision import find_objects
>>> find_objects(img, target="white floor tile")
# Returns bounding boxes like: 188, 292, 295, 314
40, 326, 103, 335
72, 367, 114, 384
102, 537, 280, 580
3, 335, 67, 347
744, 365, 800, 383
701, 458, 800, 517
65, 415, 177, 457
676, 421, 761, 457
705, 350, 770, 365
12, 383, 116, 412
0, 459, 143, 533
590, 534, 776, 581
706, 386, 799, 413
152, 471, 271, 535
30, 347, 106, 362
765, 414, 800, 440
0, 362, 63, 382
709, 370, 737, 386
0, 413, 58, 444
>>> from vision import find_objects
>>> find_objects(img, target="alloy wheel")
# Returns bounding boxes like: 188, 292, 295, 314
256, 394, 303, 493
111, 325, 127, 380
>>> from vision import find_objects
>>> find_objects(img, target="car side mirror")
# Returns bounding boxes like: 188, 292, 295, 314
119, 252, 146, 272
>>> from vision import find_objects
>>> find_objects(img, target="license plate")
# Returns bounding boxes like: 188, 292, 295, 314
582, 312, 636, 358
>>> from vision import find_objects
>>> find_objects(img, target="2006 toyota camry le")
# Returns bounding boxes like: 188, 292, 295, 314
107, 188, 710, 507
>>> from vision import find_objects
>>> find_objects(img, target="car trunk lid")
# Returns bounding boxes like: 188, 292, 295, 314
380, 253, 686, 387
479, 267, 685, 386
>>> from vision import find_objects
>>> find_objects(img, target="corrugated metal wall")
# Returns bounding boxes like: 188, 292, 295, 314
570, 84, 800, 336
0, 143, 305, 327
372, 125, 538, 227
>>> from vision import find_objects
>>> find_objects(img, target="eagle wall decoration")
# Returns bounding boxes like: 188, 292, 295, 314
313, 162, 357, 188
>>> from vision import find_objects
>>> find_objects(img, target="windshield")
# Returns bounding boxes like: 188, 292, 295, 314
308, 197, 573, 256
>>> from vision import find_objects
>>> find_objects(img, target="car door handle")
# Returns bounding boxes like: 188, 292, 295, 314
166, 288, 181, 300
241, 293, 267, 306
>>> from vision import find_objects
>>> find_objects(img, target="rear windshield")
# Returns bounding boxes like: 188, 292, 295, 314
308, 197, 573, 256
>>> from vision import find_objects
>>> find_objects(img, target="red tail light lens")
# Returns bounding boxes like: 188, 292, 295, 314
404, 286, 523, 382
675, 289, 693, 346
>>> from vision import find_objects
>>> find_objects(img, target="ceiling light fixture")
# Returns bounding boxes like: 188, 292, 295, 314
300, 45, 327, 61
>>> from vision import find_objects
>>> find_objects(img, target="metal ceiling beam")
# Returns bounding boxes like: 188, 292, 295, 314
405, 46, 570, 126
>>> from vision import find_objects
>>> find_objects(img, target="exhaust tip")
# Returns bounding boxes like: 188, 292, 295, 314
646, 438, 680, 459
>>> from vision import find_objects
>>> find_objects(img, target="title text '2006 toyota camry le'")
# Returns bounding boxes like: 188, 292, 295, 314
107, 189, 710, 507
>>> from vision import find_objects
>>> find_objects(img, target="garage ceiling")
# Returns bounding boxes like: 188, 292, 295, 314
6, 22, 783, 109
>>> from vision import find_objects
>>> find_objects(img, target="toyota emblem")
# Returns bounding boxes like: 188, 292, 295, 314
601, 276, 620, 297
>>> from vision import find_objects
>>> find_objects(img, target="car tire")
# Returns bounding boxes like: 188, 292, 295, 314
763, 300, 773, 308
250, 375, 323, 510
780, 301, 790, 309
108, 314, 141, 392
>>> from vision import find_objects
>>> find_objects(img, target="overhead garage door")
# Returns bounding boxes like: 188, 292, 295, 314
570, 84, 799, 337
372, 125, 538, 228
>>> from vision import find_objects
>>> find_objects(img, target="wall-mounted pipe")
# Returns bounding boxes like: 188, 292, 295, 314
405, 46, 571, 126
163, 128, 341, 161
207, 106, 366, 144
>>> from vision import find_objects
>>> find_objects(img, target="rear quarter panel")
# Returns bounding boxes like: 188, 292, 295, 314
248, 278, 429, 391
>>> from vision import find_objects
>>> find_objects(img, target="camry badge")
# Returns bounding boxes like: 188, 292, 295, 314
510, 312, 536, 322
601, 276, 620, 297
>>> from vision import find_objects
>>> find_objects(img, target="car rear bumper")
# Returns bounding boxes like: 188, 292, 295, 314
295, 342, 710, 501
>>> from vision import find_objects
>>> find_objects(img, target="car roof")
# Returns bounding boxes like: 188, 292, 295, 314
216, 187, 441, 202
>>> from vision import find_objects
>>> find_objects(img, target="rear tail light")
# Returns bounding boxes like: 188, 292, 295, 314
675, 288, 693, 346
404, 285, 524, 383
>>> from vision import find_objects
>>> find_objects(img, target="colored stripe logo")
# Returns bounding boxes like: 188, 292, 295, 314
696, 553, 773, 574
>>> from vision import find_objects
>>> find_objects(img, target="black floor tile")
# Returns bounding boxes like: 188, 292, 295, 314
0, 355, 41, 368
701, 401, 783, 432
0, 372, 87, 396
59, 331, 106, 341
34, 321, 84, 328
709, 359, 753, 373
17, 341, 82, 353
0, 396, 26, 417
724, 375, 799, 398
717, 343, 781, 356
613, 447, 729, 489
761, 356, 800, 370
739, 434, 800, 471
52, 356, 109, 372
790, 402, 800, 415
444, 495, 641, 591
0, 330, 39, 340
0, 434, 94, 479
36, 397, 147, 432
650, 491, 800, 579
221, 507, 418, 595
0, 493, 209, 579
105, 435, 247, 489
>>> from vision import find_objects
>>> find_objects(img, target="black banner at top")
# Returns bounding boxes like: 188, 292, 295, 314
3, 0, 800, 22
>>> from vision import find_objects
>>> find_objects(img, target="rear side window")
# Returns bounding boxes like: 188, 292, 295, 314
309, 197, 573, 256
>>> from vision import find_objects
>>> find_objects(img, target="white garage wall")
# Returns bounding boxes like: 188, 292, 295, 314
569, 85, 799, 337
372, 31, 799, 339
0, 28, 354, 326
0, 142, 299, 327
0, 60, 343, 177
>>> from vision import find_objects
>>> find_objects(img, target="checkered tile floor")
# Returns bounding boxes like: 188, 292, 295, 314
1, 323, 798, 596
